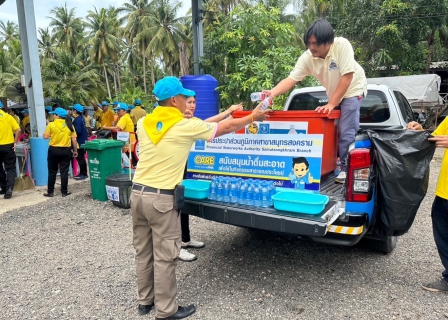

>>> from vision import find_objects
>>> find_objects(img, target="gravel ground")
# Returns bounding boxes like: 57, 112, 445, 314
1, 152, 448, 320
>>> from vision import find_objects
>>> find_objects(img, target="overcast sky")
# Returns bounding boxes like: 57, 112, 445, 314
0, 0, 191, 30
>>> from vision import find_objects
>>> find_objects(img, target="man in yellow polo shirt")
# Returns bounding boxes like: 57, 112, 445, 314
129, 76, 269, 319
130, 99, 147, 131
21, 109, 30, 129
103, 103, 136, 146
264, 18, 367, 184
0, 101, 21, 199
7, 108, 20, 125
93, 103, 103, 130
408, 118, 448, 292
100, 101, 114, 127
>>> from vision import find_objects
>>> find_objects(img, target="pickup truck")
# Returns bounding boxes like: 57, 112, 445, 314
184, 84, 419, 254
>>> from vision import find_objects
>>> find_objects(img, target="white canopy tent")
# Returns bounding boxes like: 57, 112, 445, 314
367, 74, 443, 107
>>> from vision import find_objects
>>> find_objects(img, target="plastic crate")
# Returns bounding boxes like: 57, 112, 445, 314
182, 179, 211, 199
271, 191, 329, 214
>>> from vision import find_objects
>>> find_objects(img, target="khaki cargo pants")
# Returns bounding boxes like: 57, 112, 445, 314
130, 188, 181, 318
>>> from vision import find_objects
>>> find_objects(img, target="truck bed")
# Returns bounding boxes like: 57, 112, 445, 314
319, 172, 345, 199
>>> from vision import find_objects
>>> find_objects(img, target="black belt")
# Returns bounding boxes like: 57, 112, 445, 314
132, 184, 174, 195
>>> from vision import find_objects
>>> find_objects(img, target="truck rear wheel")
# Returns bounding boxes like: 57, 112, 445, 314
365, 236, 397, 254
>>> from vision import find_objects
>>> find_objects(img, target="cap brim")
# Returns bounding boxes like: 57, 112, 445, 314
49, 111, 57, 114
180, 88, 196, 97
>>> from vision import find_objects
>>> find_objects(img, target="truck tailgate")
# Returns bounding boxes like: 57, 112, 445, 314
183, 200, 344, 237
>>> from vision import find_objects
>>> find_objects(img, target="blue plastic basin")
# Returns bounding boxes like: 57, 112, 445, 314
271, 191, 329, 214
182, 179, 211, 199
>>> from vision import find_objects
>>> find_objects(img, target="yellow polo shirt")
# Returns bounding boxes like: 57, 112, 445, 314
133, 117, 218, 189
101, 109, 114, 127
117, 113, 136, 144
22, 115, 30, 128
12, 114, 20, 125
94, 109, 103, 129
433, 117, 448, 200
44, 119, 77, 147
289, 37, 367, 100
0, 110, 20, 145
130, 106, 147, 125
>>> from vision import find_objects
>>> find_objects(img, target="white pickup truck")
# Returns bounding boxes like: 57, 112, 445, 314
184, 84, 421, 253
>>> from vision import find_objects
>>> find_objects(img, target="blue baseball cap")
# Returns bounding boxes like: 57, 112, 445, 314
21, 109, 29, 114
101, 101, 109, 107
134, 99, 142, 105
113, 102, 128, 111
153, 76, 195, 102
73, 103, 84, 113
112, 100, 119, 106
49, 107, 68, 118
45, 106, 53, 112
0, 101, 3, 108
128, 104, 135, 110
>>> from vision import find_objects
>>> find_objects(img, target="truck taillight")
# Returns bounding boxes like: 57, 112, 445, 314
346, 149, 373, 202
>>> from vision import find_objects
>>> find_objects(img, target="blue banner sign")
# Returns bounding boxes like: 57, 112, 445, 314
187, 132, 324, 191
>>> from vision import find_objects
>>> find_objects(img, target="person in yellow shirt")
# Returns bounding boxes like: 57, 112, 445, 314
93, 103, 103, 130
130, 99, 147, 131
7, 108, 20, 125
43, 107, 77, 198
21, 109, 30, 129
129, 76, 269, 318
83, 110, 92, 136
100, 101, 114, 127
0, 101, 21, 199
103, 103, 136, 146
408, 119, 448, 292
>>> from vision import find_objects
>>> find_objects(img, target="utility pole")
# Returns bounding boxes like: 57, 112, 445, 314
16, 0, 48, 186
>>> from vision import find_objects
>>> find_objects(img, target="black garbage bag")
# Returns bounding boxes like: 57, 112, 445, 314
95, 129, 112, 139
366, 129, 436, 236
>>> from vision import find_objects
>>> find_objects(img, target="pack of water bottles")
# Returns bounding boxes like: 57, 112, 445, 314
208, 176, 277, 208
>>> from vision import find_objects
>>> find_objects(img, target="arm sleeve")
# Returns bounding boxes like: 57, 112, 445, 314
433, 117, 448, 136
8, 116, 19, 131
44, 123, 52, 136
72, 118, 82, 134
336, 39, 356, 76
183, 120, 218, 142
288, 53, 311, 82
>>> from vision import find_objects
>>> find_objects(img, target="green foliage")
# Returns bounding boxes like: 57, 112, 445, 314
202, 4, 317, 109
116, 87, 156, 113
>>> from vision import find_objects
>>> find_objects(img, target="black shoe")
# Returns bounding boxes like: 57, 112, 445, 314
138, 303, 154, 315
62, 192, 72, 197
74, 175, 88, 180
0, 189, 6, 195
4, 190, 12, 199
44, 193, 54, 197
155, 305, 196, 320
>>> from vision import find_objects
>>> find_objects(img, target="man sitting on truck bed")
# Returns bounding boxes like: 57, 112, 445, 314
263, 18, 367, 184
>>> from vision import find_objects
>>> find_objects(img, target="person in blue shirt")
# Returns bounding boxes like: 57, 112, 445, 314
72, 103, 88, 180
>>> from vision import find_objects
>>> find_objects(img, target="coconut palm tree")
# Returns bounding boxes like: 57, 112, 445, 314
119, 0, 153, 92
140, 0, 185, 76
0, 20, 19, 47
84, 6, 123, 99
41, 49, 105, 105
48, 4, 84, 55
38, 27, 57, 59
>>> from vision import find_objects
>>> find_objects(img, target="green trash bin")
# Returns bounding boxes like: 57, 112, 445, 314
82, 139, 125, 201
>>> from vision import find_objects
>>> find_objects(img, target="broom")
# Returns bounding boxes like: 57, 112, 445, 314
13, 147, 35, 192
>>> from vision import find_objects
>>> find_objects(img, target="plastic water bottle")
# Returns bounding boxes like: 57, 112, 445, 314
223, 178, 230, 203
216, 178, 223, 202
246, 182, 254, 206
208, 178, 217, 200
238, 180, 247, 205
250, 92, 267, 102
288, 125, 297, 134
230, 178, 239, 203
261, 181, 269, 208
269, 182, 276, 207
260, 97, 274, 111
253, 184, 261, 207
334, 160, 342, 176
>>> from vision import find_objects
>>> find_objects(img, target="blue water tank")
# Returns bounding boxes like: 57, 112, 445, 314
180, 75, 219, 120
